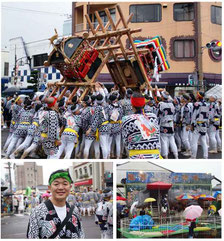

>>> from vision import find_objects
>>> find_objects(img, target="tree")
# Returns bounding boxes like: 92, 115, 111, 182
27, 69, 39, 92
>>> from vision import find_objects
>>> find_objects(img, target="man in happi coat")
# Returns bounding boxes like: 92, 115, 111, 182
27, 169, 85, 239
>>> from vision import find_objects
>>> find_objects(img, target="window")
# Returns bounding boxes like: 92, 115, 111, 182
33, 53, 48, 67
75, 170, 78, 179
89, 165, 92, 175
130, 4, 161, 23
93, 8, 115, 29
211, 6, 222, 25
84, 167, 87, 174
174, 3, 194, 21
4, 62, 9, 76
174, 40, 195, 58
79, 168, 82, 176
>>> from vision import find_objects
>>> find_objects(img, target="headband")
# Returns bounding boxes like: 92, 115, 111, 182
131, 96, 145, 107
15, 96, 21, 103
197, 92, 203, 99
161, 91, 169, 99
47, 97, 57, 108
49, 171, 73, 185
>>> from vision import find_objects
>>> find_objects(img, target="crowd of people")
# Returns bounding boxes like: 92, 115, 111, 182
2, 82, 222, 159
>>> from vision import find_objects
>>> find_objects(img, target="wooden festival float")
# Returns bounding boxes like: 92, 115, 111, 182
44, 5, 170, 101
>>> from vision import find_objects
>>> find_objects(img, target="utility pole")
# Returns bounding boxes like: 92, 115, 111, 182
14, 45, 17, 85
196, 2, 204, 91
5, 162, 12, 192
4, 162, 13, 212
101, 162, 105, 189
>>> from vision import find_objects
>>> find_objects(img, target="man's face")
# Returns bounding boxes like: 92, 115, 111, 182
48, 178, 71, 202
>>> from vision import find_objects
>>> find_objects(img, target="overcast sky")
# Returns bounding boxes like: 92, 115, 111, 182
1, 1, 72, 50
2, 160, 74, 185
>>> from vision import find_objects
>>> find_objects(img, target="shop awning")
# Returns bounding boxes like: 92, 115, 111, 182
146, 181, 172, 190
74, 179, 93, 187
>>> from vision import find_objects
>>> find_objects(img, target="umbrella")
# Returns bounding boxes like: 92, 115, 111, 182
144, 197, 156, 203
183, 205, 203, 221
146, 181, 172, 190
176, 194, 194, 200
117, 196, 127, 201
218, 208, 222, 216
213, 191, 221, 198
195, 194, 216, 201
130, 201, 138, 215
2, 87, 20, 94
42, 193, 51, 198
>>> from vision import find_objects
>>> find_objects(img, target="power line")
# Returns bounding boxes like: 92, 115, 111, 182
2, 5, 71, 17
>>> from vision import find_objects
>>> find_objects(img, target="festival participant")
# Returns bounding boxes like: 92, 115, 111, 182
3, 95, 23, 152
157, 91, 178, 159
12, 103, 42, 158
80, 95, 98, 159
81, 189, 90, 216
27, 169, 85, 239
208, 94, 222, 153
6, 99, 35, 158
86, 94, 110, 159
190, 91, 210, 159
173, 97, 182, 152
122, 92, 161, 159
56, 105, 81, 159
39, 96, 61, 159
180, 95, 192, 156
95, 188, 113, 239
108, 94, 123, 159
87, 188, 98, 215
120, 88, 133, 116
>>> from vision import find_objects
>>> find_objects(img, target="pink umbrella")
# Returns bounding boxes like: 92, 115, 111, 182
42, 193, 51, 198
183, 205, 203, 221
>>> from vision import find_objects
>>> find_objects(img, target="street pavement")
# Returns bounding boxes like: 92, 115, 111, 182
1, 213, 100, 239
1, 128, 222, 159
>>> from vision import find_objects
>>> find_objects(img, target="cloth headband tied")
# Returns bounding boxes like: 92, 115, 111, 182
49, 172, 72, 185
131, 96, 145, 107
47, 97, 57, 108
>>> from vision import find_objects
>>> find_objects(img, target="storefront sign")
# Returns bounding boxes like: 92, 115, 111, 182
126, 172, 212, 184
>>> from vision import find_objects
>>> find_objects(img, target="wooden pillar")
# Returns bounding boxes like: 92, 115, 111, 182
83, 4, 87, 31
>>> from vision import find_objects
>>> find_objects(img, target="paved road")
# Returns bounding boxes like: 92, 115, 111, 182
1, 213, 100, 239
1, 128, 222, 159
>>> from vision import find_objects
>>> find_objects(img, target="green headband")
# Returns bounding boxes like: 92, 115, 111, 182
49, 172, 72, 185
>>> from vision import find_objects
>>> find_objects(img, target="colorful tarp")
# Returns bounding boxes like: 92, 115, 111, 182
134, 36, 170, 72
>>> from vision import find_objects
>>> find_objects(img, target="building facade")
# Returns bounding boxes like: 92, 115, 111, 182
117, 162, 213, 205
72, 162, 113, 191
1, 50, 10, 91
14, 162, 43, 190
72, 2, 222, 94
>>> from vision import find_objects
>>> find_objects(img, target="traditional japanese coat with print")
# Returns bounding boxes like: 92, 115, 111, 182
9, 104, 23, 133
120, 98, 133, 116
122, 112, 160, 159
39, 108, 60, 155
191, 100, 210, 135
81, 106, 96, 140
61, 111, 82, 143
27, 200, 85, 239
14, 108, 35, 138
157, 101, 175, 135
108, 103, 123, 136
209, 101, 221, 130
90, 104, 110, 135
180, 103, 192, 127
